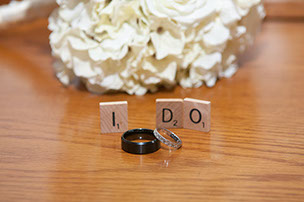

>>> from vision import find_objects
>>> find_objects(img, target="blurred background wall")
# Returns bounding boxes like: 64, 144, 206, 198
1, 0, 304, 19
264, 0, 304, 18
1, 0, 304, 25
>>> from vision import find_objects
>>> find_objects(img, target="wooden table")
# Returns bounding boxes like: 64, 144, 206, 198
1, 11, 304, 202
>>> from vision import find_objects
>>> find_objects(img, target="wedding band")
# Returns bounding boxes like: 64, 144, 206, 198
153, 128, 182, 149
121, 128, 161, 154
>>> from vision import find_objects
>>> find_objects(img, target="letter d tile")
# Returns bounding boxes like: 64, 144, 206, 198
156, 99, 183, 129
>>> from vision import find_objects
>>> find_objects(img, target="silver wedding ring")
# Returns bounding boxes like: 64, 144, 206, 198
153, 128, 182, 149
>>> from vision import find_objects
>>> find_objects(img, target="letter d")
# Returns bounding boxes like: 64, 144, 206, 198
162, 108, 173, 123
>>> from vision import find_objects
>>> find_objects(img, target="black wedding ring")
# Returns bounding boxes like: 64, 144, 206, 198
121, 128, 161, 154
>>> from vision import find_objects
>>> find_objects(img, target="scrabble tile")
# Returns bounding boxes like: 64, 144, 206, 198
183, 98, 211, 132
156, 98, 183, 129
99, 101, 128, 133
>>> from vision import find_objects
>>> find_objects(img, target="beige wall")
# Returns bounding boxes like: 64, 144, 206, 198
265, 0, 304, 18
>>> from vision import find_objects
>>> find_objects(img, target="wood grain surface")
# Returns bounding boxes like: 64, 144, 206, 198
0, 18, 304, 202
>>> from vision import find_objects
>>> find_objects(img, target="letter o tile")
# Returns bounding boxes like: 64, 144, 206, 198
183, 98, 211, 132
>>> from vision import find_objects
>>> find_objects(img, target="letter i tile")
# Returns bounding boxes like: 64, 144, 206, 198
99, 101, 128, 133
156, 99, 183, 129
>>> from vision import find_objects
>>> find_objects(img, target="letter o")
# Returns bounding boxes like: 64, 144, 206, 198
189, 108, 202, 124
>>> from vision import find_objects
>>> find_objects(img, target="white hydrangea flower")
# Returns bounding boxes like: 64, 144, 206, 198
49, 0, 265, 95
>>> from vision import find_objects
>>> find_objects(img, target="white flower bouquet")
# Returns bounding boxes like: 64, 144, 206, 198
49, 0, 265, 95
